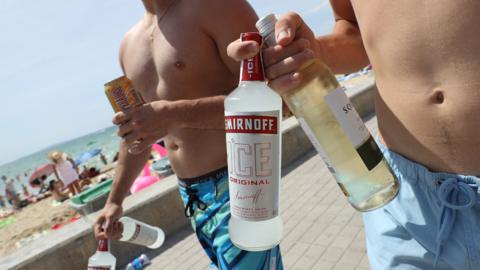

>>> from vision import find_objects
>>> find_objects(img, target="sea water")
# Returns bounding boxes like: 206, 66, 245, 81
0, 126, 120, 198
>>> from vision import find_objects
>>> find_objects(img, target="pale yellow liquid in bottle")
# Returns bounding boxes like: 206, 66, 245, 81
284, 60, 399, 211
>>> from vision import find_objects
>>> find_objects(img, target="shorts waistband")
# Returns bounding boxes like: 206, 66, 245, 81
178, 167, 228, 187
377, 139, 480, 190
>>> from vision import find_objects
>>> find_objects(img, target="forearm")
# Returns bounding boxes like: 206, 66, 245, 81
106, 142, 150, 205
316, 19, 369, 74
170, 95, 226, 130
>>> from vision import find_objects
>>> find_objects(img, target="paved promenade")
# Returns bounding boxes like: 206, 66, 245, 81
142, 116, 379, 270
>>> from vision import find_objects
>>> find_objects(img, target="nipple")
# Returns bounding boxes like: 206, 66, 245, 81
174, 61, 186, 70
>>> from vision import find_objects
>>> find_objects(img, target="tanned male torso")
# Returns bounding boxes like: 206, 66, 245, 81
120, 1, 241, 178
352, 0, 480, 174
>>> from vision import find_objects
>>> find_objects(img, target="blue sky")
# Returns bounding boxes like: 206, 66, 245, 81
0, 0, 334, 165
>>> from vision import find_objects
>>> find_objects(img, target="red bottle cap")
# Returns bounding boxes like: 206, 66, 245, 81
240, 32, 265, 82
241, 32, 262, 45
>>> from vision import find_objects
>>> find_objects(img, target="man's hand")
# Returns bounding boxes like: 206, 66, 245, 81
113, 101, 175, 154
93, 202, 123, 240
227, 12, 320, 95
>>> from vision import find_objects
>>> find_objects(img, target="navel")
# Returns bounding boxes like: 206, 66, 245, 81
431, 90, 445, 104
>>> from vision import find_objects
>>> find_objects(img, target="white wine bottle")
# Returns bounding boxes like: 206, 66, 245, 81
225, 32, 283, 251
256, 14, 399, 211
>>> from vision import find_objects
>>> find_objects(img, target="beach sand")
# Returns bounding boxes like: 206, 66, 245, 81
0, 196, 78, 257
0, 168, 116, 258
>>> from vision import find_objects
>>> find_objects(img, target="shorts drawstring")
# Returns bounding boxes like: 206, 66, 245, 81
184, 186, 207, 218
434, 178, 477, 267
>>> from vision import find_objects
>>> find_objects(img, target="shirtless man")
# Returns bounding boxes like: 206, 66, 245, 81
93, 1, 283, 269
228, 1, 480, 269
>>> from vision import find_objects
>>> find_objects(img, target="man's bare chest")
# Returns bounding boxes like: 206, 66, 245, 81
122, 37, 212, 97
122, 34, 225, 101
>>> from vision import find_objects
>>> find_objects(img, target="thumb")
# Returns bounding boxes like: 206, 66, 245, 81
103, 218, 110, 230
275, 12, 306, 46
227, 39, 260, 61
103, 216, 112, 236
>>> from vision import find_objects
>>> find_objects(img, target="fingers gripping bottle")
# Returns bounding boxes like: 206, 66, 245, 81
225, 32, 283, 251
256, 14, 399, 211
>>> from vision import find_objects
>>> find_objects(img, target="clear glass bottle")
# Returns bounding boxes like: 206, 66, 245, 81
118, 217, 165, 249
87, 239, 116, 270
225, 32, 283, 251
256, 14, 399, 211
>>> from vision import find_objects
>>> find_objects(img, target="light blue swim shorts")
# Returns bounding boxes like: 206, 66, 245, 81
363, 142, 480, 270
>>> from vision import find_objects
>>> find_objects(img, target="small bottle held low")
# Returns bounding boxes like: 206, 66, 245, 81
125, 254, 150, 270
225, 32, 283, 251
256, 14, 400, 211
88, 239, 116, 270
118, 217, 165, 249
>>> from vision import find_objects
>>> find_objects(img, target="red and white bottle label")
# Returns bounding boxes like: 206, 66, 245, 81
126, 223, 157, 247
225, 110, 280, 221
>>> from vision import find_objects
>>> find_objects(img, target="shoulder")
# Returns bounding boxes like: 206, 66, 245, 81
119, 21, 143, 73
188, 0, 257, 31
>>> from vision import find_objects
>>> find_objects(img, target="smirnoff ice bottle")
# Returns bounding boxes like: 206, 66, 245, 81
88, 239, 116, 270
118, 217, 165, 249
225, 32, 283, 251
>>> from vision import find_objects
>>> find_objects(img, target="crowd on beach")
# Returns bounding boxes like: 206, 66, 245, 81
0, 148, 143, 256
0, 151, 112, 216
0, 143, 169, 218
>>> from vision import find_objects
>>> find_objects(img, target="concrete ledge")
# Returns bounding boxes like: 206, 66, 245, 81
2, 80, 376, 270
281, 117, 313, 167
1, 177, 187, 270
348, 79, 376, 118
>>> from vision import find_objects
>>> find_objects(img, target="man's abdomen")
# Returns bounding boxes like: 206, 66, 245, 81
165, 129, 228, 179
375, 80, 480, 175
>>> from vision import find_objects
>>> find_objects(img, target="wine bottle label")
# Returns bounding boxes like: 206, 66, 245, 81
126, 223, 157, 247
324, 87, 383, 170
225, 110, 280, 221
297, 117, 336, 174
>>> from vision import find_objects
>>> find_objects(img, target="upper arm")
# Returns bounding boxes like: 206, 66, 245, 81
53, 167, 60, 178
119, 26, 137, 76
199, 0, 258, 76
330, 0, 357, 25
118, 34, 129, 75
